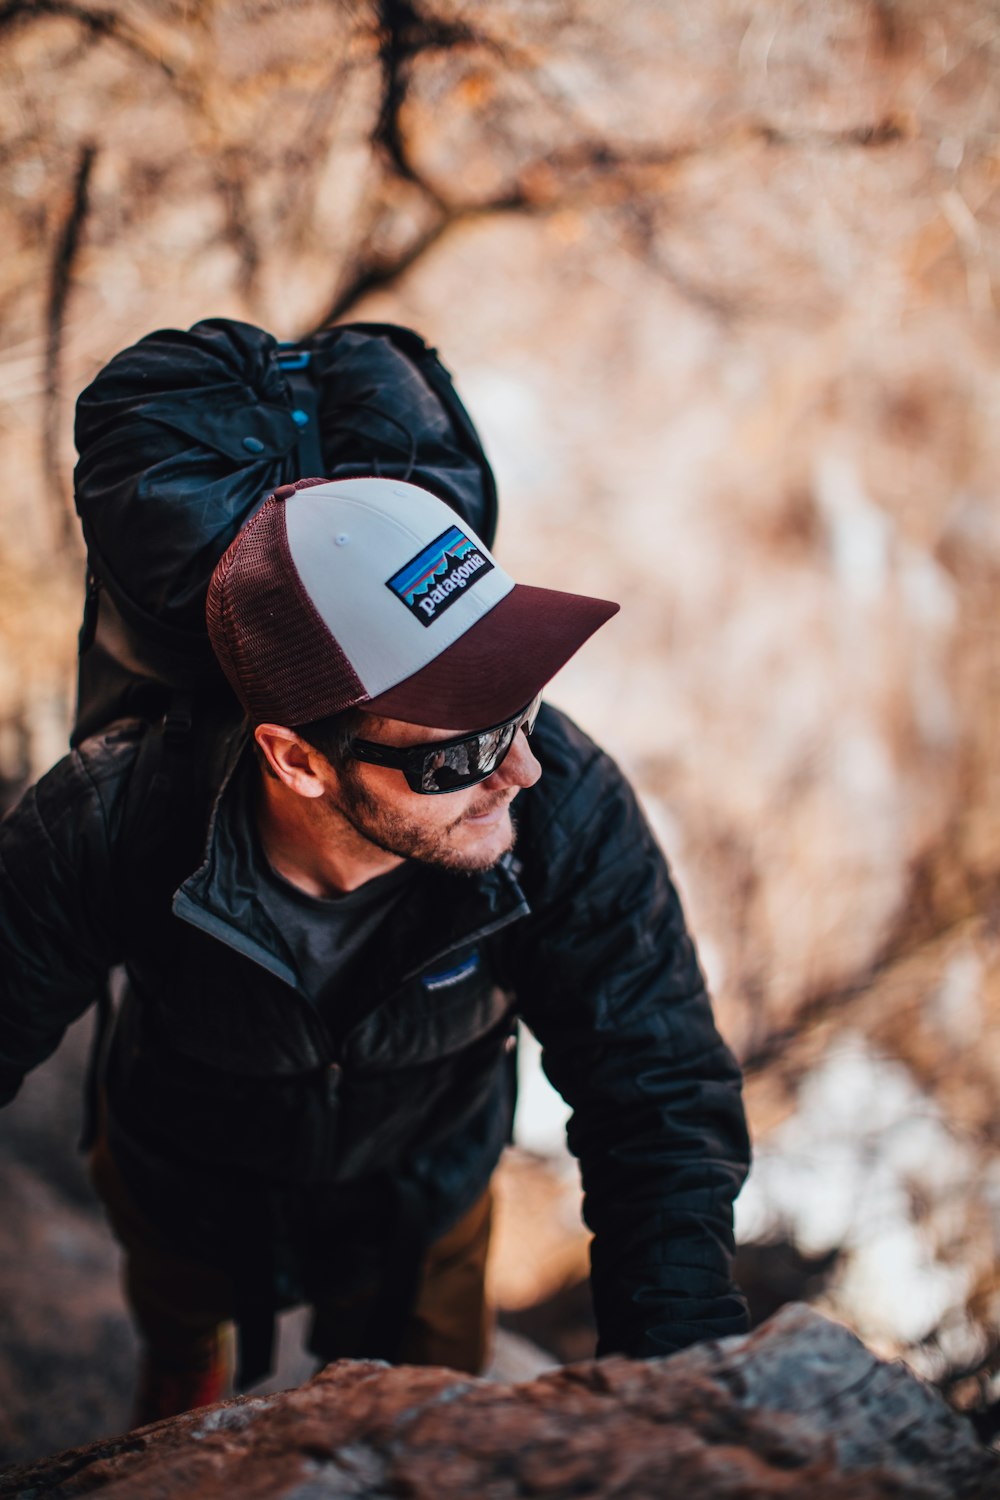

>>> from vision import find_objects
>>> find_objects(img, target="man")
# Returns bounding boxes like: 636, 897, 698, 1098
0, 474, 750, 1421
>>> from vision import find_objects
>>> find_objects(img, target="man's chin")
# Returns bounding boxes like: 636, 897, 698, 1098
443, 805, 516, 873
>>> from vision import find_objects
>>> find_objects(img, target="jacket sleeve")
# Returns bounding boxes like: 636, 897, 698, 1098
0, 744, 124, 1106
510, 720, 750, 1358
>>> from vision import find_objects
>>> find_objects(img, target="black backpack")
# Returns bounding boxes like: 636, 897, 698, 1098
72, 318, 498, 746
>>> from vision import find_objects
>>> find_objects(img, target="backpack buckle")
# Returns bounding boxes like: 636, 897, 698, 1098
162, 693, 194, 750
277, 347, 311, 371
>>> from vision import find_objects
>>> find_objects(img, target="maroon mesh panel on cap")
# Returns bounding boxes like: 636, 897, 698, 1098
206, 494, 365, 725
365, 583, 619, 731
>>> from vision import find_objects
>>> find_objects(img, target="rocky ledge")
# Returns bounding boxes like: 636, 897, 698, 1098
0, 1306, 996, 1499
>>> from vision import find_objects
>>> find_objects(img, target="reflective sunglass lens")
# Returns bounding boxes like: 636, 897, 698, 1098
405, 696, 542, 793
419, 722, 518, 792
421, 746, 469, 793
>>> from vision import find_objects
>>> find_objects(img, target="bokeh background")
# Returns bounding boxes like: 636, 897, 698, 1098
2, 0, 1000, 1465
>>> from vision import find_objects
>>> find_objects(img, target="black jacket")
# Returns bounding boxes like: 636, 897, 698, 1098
0, 704, 750, 1362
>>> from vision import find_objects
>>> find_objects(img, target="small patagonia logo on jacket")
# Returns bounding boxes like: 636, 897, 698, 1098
386, 526, 494, 626
422, 951, 481, 991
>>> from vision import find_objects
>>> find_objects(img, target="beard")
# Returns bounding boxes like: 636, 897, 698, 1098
325, 769, 517, 873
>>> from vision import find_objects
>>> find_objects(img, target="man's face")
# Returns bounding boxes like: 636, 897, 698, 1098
321, 713, 543, 874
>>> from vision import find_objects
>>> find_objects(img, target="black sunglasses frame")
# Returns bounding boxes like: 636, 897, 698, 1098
348, 695, 542, 795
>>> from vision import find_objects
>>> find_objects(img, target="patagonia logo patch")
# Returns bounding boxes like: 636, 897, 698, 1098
386, 526, 493, 627
422, 952, 481, 991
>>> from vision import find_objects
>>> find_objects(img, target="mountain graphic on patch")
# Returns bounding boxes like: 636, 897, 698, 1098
386, 525, 494, 626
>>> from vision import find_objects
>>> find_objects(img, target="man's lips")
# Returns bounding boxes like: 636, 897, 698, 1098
463, 792, 516, 824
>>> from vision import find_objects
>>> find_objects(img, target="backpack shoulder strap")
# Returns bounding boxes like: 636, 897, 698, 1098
78, 695, 199, 1152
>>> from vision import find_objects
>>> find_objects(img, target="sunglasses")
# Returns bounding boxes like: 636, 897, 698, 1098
348, 694, 542, 795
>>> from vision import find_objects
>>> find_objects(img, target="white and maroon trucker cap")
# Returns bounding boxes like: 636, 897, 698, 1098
207, 476, 619, 731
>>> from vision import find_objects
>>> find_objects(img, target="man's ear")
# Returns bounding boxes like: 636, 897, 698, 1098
254, 724, 330, 799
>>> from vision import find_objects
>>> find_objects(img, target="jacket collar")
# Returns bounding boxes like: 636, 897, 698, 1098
172, 727, 531, 993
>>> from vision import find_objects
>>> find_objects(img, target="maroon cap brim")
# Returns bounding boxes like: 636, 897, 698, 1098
363, 583, 620, 731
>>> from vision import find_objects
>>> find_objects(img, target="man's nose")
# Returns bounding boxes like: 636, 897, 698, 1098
491, 729, 542, 792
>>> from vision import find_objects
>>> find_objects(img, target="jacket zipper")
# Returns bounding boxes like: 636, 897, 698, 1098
396, 901, 529, 987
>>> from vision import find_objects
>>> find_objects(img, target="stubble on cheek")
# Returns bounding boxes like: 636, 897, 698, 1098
327, 772, 517, 872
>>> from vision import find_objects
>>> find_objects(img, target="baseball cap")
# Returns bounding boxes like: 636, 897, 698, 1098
207, 476, 619, 731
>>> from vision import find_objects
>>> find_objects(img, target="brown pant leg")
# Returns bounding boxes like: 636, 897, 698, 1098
93, 1126, 494, 1380
89, 1129, 235, 1378
396, 1187, 495, 1374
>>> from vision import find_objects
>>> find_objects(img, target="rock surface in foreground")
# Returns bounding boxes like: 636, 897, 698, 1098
1, 1306, 995, 1500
